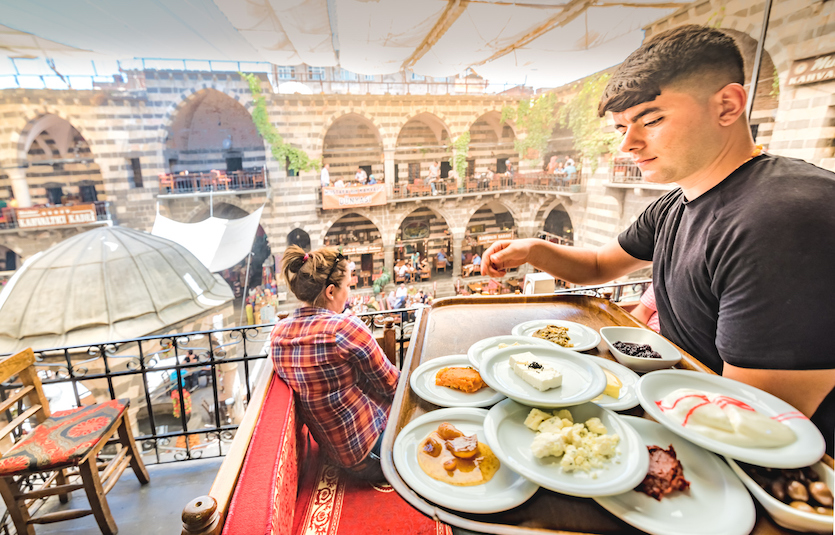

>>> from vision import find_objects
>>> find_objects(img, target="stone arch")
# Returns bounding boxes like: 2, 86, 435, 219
160, 85, 254, 137
318, 210, 385, 246
15, 111, 97, 166
287, 228, 311, 251
320, 113, 386, 182
188, 201, 251, 223
393, 110, 453, 143
314, 111, 388, 156
461, 199, 520, 229
537, 201, 576, 243
392, 204, 454, 232
463, 109, 517, 139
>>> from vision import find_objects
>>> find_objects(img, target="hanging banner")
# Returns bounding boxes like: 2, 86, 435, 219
322, 184, 386, 209
787, 53, 835, 86
15, 204, 98, 229
477, 230, 514, 244
342, 244, 383, 255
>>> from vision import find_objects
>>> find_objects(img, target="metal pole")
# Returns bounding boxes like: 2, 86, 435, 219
746, 0, 774, 123
238, 253, 253, 326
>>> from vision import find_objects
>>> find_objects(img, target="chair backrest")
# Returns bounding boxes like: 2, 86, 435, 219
0, 348, 51, 454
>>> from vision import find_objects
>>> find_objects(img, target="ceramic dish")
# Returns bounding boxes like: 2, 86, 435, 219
392, 407, 539, 514
410, 355, 505, 408
467, 335, 556, 370
595, 416, 756, 535
478, 345, 606, 408
511, 319, 601, 352
587, 356, 640, 411
726, 458, 834, 533
637, 370, 826, 468
483, 399, 648, 497
599, 326, 681, 372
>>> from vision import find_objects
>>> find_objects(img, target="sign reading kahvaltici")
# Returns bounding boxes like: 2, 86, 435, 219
342, 244, 383, 255
788, 53, 835, 86
15, 204, 98, 229
322, 184, 386, 209
477, 231, 514, 244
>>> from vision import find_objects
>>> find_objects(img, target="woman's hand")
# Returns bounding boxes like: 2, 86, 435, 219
481, 239, 534, 277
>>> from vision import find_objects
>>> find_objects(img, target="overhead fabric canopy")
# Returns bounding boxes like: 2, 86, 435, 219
0, 227, 233, 354
151, 206, 264, 273
0, 0, 684, 88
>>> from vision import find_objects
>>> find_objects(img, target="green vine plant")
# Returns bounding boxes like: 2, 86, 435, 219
558, 72, 620, 174
770, 65, 780, 100
449, 132, 470, 186
706, 7, 726, 29
241, 72, 320, 174
501, 92, 558, 163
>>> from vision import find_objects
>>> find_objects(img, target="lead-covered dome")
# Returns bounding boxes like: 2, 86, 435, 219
0, 226, 233, 353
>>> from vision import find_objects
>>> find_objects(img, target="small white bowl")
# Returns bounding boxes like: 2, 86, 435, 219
726, 458, 834, 533
599, 326, 681, 373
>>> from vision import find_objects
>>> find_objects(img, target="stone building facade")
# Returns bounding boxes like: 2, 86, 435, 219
0, 0, 832, 300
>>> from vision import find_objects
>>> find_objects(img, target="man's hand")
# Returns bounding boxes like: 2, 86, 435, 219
481, 239, 534, 277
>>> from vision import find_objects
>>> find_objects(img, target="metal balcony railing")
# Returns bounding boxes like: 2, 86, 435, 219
389, 171, 584, 200
157, 169, 267, 196
609, 158, 644, 183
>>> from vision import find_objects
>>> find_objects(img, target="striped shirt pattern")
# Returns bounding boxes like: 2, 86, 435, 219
270, 306, 400, 468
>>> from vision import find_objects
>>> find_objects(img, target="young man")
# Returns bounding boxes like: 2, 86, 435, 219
482, 24, 835, 454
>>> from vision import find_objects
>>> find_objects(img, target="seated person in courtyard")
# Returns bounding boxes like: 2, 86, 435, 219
472, 253, 482, 268
481, 24, 835, 456
394, 283, 408, 308
397, 262, 410, 282
270, 245, 400, 481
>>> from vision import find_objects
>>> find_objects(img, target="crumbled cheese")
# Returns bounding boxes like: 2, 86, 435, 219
527, 408, 620, 473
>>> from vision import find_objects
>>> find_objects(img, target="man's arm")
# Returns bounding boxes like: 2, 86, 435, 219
723, 364, 835, 419
481, 238, 649, 285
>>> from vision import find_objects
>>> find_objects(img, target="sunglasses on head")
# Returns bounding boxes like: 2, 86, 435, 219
325, 253, 346, 287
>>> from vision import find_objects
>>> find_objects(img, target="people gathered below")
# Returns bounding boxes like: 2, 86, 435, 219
270, 246, 400, 480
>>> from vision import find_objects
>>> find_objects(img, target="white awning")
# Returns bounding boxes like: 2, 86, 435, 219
0, 0, 684, 89
151, 206, 264, 273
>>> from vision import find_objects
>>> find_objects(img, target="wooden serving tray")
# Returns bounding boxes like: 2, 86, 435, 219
380, 294, 811, 535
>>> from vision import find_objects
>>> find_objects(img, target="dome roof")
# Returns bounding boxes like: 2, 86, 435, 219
0, 226, 233, 353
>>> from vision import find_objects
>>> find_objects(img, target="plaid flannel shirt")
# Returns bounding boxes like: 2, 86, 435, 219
270, 306, 400, 468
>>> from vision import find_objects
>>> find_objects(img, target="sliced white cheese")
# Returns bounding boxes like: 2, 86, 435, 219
510, 353, 562, 391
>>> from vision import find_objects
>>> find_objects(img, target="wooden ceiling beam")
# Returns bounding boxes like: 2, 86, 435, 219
402, 0, 470, 72
472, 0, 593, 68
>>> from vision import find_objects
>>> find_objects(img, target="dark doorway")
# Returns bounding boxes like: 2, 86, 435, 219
5, 250, 16, 271
46, 186, 63, 205
361, 254, 373, 273
496, 159, 508, 174
226, 156, 243, 172
440, 161, 451, 179
80, 184, 98, 203
360, 165, 372, 178
287, 228, 311, 251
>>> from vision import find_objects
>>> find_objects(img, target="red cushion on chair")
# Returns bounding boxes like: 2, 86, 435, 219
0, 398, 129, 476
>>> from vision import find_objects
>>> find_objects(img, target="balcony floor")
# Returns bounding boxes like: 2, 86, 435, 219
24, 456, 223, 535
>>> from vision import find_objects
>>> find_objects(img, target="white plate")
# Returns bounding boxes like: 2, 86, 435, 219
511, 319, 602, 352
588, 357, 640, 411
594, 417, 756, 535
467, 335, 557, 370
637, 370, 826, 468
479, 345, 606, 408
410, 355, 506, 408
483, 399, 649, 497
392, 407, 539, 514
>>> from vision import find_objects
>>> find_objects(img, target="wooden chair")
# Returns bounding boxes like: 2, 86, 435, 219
434, 257, 447, 273
158, 173, 174, 193
251, 170, 266, 189
0, 348, 149, 535
395, 271, 406, 284
420, 265, 431, 281
466, 180, 478, 192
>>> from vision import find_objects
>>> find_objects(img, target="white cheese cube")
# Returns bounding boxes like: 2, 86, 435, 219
524, 408, 553, 431
510, 354, 562, 391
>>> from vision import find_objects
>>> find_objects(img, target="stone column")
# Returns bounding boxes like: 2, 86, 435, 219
8, 167, 31, 208
383, 149, 395, 198
451, 233, 464, 277
383, 243, 395, 281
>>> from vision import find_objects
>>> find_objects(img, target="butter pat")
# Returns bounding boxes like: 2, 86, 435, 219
510, 352, 562, 391
593, 369, 622, 402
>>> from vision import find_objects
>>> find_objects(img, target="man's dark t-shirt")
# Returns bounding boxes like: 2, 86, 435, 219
618, 153, 835, 455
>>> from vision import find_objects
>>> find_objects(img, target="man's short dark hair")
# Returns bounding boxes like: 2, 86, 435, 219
598, 24, 744, 117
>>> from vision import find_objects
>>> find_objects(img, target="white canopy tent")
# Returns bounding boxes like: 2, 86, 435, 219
0, 0, 685, 89
151, 206, 265, 273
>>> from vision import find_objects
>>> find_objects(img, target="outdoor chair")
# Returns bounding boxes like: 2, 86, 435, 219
435, 257, 447, 273
0, 348, 149, 535
420, 265, 431, 281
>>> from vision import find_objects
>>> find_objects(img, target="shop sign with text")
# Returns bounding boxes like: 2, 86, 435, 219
15, 204, 98, 229
322, 184, 386, 209
477, 231, 514, 244
342, 244, 383, 255
788, 53, 835, 86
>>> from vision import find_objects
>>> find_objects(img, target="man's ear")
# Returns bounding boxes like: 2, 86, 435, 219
715, 82, 748, 126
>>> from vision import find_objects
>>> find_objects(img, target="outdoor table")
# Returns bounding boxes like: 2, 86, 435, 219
381, 294, 831, 535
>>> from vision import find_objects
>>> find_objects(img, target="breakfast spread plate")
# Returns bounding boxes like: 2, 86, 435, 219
467, 335, 557, 370
392, 407, 539, 514
637, 370, 826, 468
587, 356, 640, 411
511, 319, 602, 352
478, 345, 606, 408
410, 355, 506, 408
594, 416, 756, 535
483, 399, 649, 497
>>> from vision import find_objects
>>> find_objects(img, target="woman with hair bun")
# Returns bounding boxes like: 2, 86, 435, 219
270, 245, 399, 481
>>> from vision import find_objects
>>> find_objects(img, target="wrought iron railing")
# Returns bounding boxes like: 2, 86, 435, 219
389, 171, 584, 199
157, 169, 267, 196
609, 158, 644, 183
